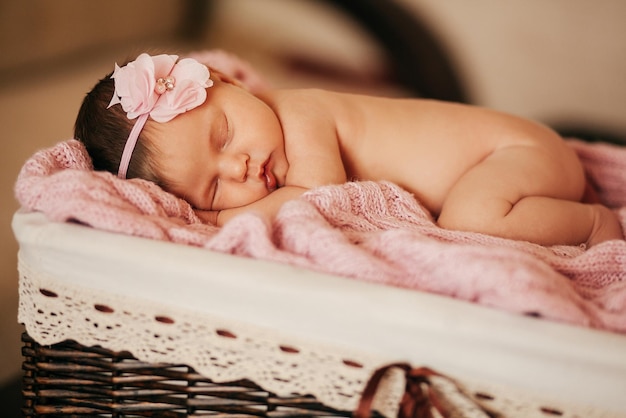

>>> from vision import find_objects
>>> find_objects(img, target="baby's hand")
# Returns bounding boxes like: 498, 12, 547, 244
194, 186, 309, 227
194, 209, 219, 225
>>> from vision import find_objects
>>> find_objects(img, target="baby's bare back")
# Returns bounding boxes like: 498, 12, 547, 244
330, 93, 584, 215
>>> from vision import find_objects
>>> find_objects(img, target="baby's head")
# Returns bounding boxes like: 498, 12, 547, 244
74, 53, 212, 187
74, 52, 284, 211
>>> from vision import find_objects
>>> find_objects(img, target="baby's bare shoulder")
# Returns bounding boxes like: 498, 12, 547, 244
264, 89, 342, 141
267, 89, 350, 115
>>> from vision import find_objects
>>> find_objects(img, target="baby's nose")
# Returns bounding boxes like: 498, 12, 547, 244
219, 153, 249, 182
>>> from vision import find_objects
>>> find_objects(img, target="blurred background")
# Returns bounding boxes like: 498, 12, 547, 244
1, 0, 625, 414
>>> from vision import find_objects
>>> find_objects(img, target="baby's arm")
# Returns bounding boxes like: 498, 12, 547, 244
195, 186, 308, 226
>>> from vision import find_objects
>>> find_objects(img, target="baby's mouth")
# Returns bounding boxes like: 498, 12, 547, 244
262, 158, 277, 192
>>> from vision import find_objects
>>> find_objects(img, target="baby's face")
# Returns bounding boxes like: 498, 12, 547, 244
149, 79, 289, 210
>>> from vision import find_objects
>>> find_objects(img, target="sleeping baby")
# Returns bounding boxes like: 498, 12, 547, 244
74, 52, 623, 247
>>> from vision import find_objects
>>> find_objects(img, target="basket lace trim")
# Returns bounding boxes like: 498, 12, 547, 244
18, 257, 608, 417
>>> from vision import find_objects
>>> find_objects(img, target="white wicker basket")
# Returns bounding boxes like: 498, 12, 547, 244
13, 211, 626, 417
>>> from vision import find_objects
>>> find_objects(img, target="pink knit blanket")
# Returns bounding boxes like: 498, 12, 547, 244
15, 139, 626, 333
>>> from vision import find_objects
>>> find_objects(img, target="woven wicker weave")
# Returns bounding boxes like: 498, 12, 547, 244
21, 333, 368, 417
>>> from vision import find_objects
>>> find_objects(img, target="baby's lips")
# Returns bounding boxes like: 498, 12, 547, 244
259, 157, 277, 191
265, 169, 277, 191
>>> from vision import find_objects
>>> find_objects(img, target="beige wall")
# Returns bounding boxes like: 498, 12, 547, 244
396, 0, 626, 137
0, 2, 181, 70
0, 0, 187, 385
1, 0, 625, 387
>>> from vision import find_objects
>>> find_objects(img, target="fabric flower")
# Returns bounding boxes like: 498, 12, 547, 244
108, 53, 212, 123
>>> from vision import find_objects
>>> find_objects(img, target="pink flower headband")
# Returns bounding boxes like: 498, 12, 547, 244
108, 53, 212, 178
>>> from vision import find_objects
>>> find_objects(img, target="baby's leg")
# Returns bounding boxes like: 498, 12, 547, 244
437, 145, 623, 246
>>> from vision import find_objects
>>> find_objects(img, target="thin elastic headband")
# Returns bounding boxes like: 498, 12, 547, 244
117, 113, 149, 179
107, 53, 212, 179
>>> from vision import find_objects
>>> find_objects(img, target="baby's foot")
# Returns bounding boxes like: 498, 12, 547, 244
587, 205, 624, 247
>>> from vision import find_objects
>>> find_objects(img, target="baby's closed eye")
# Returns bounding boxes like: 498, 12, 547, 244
214, 113, 231, 150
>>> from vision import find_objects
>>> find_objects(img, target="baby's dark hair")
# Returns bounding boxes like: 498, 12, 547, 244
74, 73, 163, 185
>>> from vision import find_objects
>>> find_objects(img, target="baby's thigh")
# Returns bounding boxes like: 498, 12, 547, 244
438, 145, 585, 225
487, 144, 584, 200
